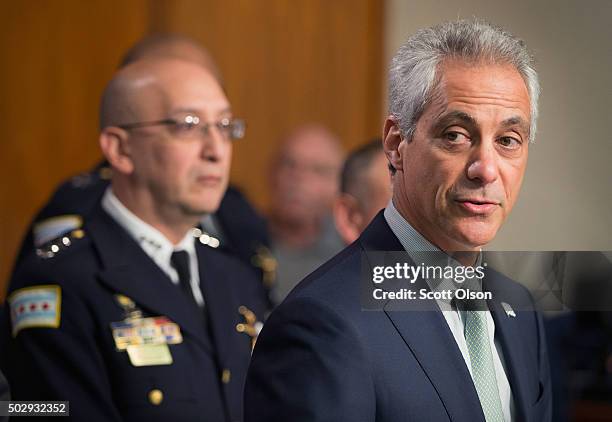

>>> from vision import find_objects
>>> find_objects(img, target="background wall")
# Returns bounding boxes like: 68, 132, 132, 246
0, 0, 383, 297
385, 0, 612, 251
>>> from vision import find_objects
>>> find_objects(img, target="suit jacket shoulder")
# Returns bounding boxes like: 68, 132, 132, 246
246, 212, 552, 422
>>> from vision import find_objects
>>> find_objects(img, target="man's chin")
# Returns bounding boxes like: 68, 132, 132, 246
448, 221, 500, 250
182, 199, 223, 218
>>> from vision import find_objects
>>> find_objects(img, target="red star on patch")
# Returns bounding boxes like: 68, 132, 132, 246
29, 303, 37, 311
19, 305, 25, 314
42, 302, 49, 310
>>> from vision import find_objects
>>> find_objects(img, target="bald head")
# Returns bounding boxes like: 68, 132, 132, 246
270, 124, 344, 225
277, 125, 343, 162
119, 33, 223, 83
99, 58, 224, 130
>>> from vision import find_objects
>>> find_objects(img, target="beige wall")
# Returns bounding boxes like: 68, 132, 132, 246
384, 0, 612, 250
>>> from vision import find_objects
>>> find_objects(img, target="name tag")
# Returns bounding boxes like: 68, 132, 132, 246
127, 344, 173, 366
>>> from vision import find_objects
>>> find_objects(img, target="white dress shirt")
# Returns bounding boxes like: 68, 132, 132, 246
384, 200, 514, 421
102, 188, 204, 306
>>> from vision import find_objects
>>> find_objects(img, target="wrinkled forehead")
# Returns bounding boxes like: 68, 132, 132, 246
427, 60, 531, 126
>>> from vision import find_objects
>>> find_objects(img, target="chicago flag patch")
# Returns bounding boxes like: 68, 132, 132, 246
9, 285, 61, 336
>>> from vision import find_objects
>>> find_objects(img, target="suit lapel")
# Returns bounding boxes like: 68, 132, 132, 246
87, 205, 213, 352
359, 213, 485, 421
384, 306, 485, 421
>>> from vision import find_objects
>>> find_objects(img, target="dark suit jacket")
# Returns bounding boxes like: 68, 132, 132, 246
2, 203, 266, 422
245, 212, 552, 421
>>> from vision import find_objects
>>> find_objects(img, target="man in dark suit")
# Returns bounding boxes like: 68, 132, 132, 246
245, 20, 551, 421
3, 58, 266, 421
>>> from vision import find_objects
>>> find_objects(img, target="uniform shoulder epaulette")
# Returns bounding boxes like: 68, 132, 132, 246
33, 214, 83, 247
69, 165, 112, 188
35, 227, 87, 260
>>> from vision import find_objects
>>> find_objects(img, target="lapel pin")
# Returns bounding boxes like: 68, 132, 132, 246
501, 302, 516, 318
236, 306, 261, 351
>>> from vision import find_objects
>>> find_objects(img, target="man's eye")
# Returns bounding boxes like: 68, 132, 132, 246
175, 121, 198, 131
444, 132, 469, 142
497, 136, 521, 149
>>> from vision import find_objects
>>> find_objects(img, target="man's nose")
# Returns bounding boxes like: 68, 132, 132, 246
466, 142, 499, 185
200, 126, 228, 162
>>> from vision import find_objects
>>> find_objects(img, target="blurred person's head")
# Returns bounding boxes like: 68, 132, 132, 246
269, 125, 343, 244
99, 59, 243, 243
383, 20, 538, 259
334, 140, 392, 244
119, 33, 223, 84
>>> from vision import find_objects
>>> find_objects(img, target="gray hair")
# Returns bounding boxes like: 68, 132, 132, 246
388, 19, 540, 143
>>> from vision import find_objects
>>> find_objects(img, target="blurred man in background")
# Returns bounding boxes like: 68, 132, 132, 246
3, 58, 266, 421
268, 124, 344, 303
118, 33, 224, 83
334, 139, 392, 244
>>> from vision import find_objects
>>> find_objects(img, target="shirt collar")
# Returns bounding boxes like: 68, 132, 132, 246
383, 199, 482, 300
384, 199, 439, 253
101, 187, 195, 256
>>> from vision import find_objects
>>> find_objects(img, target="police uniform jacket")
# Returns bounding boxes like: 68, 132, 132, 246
3, 202, 267, 422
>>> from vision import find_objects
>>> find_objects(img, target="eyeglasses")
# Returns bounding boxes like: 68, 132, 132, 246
118, 115, 246, 141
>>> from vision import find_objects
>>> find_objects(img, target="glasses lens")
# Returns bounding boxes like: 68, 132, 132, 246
172, 115, 201, 139
229, 119, 246, 140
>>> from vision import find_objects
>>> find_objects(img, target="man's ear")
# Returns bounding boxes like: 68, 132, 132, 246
383, 117, 403, 172
333, 194, 363, 245
99, 127, 134, 174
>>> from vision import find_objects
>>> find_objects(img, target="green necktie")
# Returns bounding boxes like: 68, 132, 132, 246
463, 302, 505, 422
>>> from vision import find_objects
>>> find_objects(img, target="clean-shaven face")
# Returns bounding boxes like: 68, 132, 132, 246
396, 60, 531, 251
128, 62, 233, 218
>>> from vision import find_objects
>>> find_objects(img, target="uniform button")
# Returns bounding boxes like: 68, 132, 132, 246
221, 369, 231, 384
71, 229, 85, 239
148, 389, 163, 405
99, 167, 113, 180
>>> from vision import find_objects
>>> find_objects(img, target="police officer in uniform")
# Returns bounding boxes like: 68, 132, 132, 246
12, 34, 276, 307
3, 58, 266, 421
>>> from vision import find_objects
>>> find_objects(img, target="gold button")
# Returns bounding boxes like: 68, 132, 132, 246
71, 229, 85, 239
221, 369, 231, 384
148, 389, 163, 405
99, 167, 113, 180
